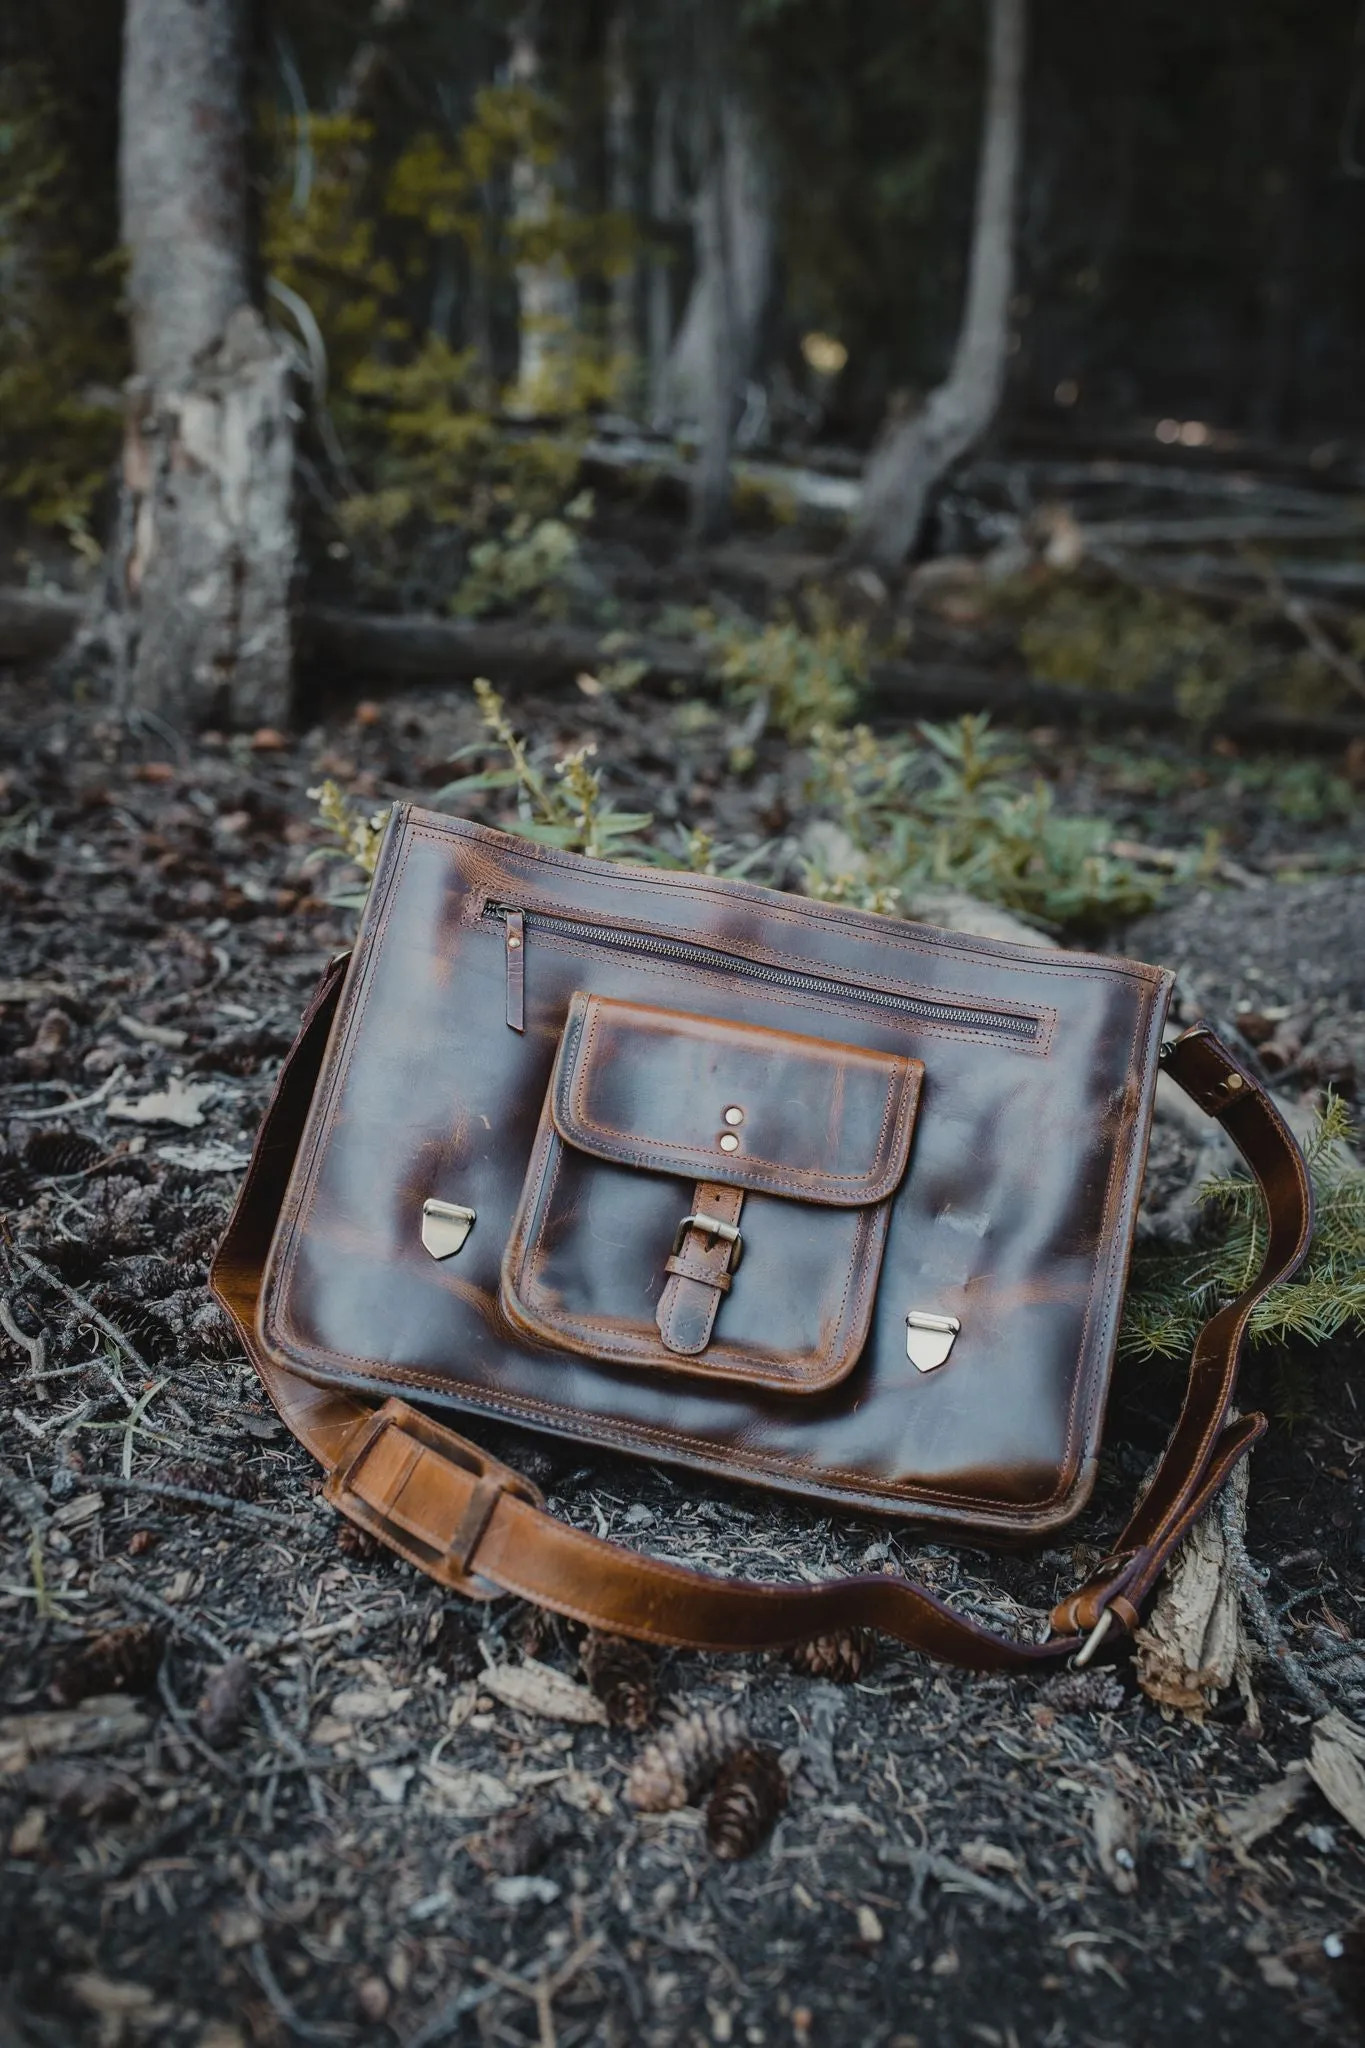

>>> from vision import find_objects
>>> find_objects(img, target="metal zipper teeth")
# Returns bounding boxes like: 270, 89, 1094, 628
482, 902, 1041, 1043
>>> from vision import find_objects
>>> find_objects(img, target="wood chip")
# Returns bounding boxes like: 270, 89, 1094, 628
1217, 1763, 1313, 1850
421, 1761, 518, 1818
1308, 1712, 1365, 1839
481, 1658, 608, 1725
1090, 1785, 1139, 1894
0, 1696, 151, 1774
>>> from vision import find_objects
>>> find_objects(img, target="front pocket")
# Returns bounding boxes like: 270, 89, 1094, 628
499, 993, 924, 1395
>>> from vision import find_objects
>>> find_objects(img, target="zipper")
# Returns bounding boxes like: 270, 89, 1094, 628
482, 900, 1041, 1045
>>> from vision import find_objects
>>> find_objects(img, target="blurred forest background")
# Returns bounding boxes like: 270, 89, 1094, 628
3, 0, 1365, 743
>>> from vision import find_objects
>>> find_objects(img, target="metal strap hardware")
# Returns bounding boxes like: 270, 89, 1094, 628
671, 1212, 744, 1271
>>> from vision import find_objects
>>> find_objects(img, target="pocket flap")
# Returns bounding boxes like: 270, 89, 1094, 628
552, 993, 923, 1206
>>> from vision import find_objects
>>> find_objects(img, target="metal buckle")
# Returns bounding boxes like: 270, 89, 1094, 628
325, 1399, 544, 1599
1071, 1608, 1115, 1669
670, 1212, 744, 1272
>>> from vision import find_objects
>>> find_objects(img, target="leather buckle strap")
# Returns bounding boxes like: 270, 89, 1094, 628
325, 1398, 544, 1599
670, 1211, 744, 1272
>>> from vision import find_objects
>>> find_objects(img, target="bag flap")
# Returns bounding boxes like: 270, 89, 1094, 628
551, 993, 923, 1206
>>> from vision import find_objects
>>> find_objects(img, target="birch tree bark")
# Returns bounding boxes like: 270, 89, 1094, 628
508, 24, 578, 414
668, 73, 773, 539
848, 0, 1027, 577
119, 0, 296, 728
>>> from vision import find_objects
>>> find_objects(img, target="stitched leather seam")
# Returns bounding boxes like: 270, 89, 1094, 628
520, 920, 1045, 1057
443, 818, 1161, 998
513, 1127, 871, 1388
561, 997, 916, 1200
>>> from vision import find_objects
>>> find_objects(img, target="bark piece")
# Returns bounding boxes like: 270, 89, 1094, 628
1308, 1713, 1365, 1840
0, 1697, 151, 1774
1135, 1456, 1248, 1720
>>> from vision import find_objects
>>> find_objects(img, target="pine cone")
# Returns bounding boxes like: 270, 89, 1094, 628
705, 1746, 789, 1861
195, 1657, 253, 1747
1037, 1668, 1126, 1715
49, 1623, 163, 1706
24, 1130, 103, 1179
424, 1605, 482, 1681
626, 1704, 747, 1812
470, 1804, 575, 1877
784, 1627, 877, 1684
580, 1632, 657, 1731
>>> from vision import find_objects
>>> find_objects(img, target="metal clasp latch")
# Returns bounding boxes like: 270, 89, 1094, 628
905, 1310, 960, 1372
671, 1212, 744, 1272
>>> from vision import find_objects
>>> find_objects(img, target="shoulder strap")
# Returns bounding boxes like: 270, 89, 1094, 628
211, 960, 1313, 1671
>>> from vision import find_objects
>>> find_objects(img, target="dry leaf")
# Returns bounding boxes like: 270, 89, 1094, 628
108, 1075, 216, 1129
421, 1761, 518, 1818
1308, 1712, 1365, 1839
855, 1904, 884, 1946
1217, 1764, 1312, 1850
555, 1769, 616, 1817
1134, 1457, 1246, 1720
1091, 1785, 1139, 1895
10, 1807, 46, 1855
67, 1974, 158, 2016
481, 1659, 608, 1725
213, 1906, 263, 1951
366, 1763, 415, 1805
958, 1839, 1022, 1878
491, 1874, 561, 1907
0, 1696, 150, 1774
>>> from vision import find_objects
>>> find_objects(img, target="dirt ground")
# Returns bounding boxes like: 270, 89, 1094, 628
3, 666, 1365, 2048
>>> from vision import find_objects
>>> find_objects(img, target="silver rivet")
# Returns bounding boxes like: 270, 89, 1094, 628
723, 1105, 744, 1126
507, 933, 522, 949
718, 1132, 740, 1153
1225, 1072, 1244, 1090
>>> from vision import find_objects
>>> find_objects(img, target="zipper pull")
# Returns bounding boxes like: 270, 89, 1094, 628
504, 909, 525, 1032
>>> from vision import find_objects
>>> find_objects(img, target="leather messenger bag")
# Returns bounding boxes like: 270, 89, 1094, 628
211, 807, 1314, 1671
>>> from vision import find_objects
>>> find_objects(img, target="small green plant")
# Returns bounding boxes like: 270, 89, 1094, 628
434, 678, 656, 860
713, 599, 867, 742
801, 714, 1169, 931
307, 778, 392, 905
1122, 1094, 1365, 1360
452, 493, 594, 619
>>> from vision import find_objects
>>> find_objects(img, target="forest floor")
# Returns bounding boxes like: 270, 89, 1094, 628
2, 651, 1365, 2048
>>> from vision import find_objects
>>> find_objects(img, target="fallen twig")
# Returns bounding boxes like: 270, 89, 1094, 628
0, 1296, 47, 1379
7, 1248, 144, 1400
92, 1471, 308, 1531
1250, 553, 1365, 704
6, 1064, 129, 1120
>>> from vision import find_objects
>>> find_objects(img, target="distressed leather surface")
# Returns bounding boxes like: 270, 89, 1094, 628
499, 994, 923, 1393
255, 807, 1175, 1531
212, 935, 1314, 1664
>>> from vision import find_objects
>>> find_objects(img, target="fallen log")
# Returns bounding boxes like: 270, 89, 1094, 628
7, 588, 1363, 749
0, 587, 85, 663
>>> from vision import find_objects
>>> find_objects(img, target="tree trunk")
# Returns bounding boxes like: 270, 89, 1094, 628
606, 5, 639, 390
508, 26, 578, 413
849, 0, 1027, 577
118, 0, 296, 729
647, 81, 679, 425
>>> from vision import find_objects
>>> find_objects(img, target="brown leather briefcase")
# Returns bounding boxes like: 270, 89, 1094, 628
211, 807, 1313, 1671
